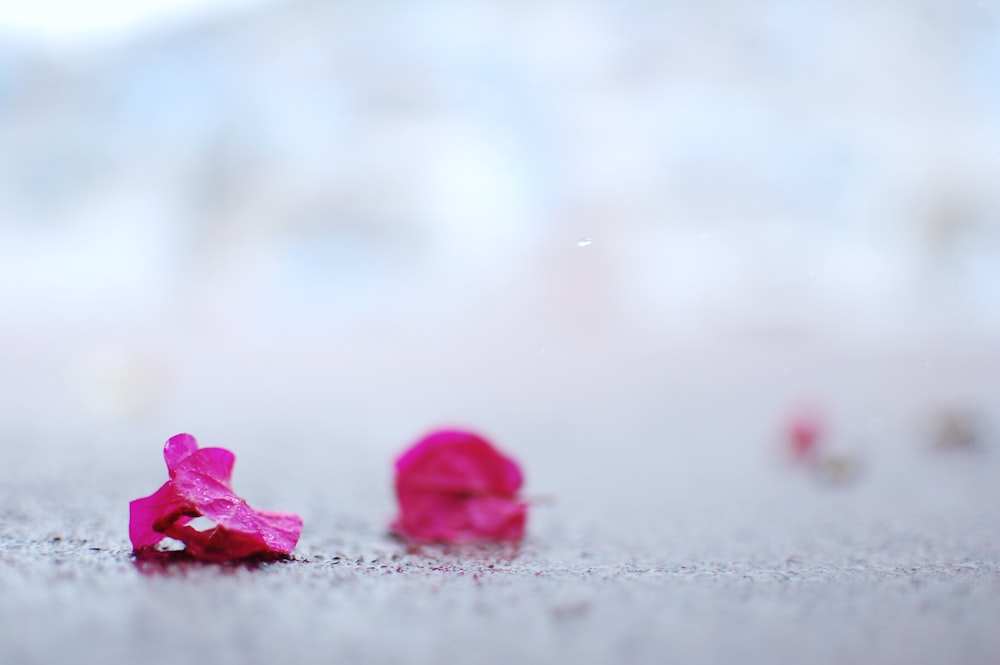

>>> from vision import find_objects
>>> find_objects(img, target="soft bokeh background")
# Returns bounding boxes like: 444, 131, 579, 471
3, 3, 1000, 664
1, 0, 998, 524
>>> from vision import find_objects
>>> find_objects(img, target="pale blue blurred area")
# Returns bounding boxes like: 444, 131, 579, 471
0, 0, 998, 431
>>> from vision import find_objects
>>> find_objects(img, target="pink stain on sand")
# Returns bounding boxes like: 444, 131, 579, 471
392, 430, 528, 543
129, 434, 303, 562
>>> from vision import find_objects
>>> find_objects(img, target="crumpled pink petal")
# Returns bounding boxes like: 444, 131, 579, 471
129, 433, 303, 562
391, 429, 528, 543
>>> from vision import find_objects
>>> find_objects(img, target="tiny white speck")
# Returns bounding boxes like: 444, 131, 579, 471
576, 237, 593, 247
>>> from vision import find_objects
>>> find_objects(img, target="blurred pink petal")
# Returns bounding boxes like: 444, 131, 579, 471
392, 430, 528, 543
129, 433, 302, 562
788, 409, 823, 462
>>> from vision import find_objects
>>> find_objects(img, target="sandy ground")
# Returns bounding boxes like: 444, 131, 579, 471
1, 335, 999, 665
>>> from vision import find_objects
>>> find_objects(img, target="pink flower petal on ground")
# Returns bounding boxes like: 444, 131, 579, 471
129, 433, 303, 562
163, 432, 198, 474
788, 409, 823, 462
391, 430, 528, 543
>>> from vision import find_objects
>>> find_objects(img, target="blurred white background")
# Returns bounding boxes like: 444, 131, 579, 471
0, 0, 997, 455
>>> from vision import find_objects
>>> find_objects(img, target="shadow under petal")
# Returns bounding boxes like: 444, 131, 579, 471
131, 548, 295, 576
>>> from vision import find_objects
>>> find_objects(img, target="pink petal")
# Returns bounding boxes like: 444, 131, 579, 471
395, 430, 522, 496
392, 429, 528, 543
164, 433, 198, 475
788, 410, 823, 461
174, 446, 236, 488
129, 434, 303, 561
129, 481, 190, 550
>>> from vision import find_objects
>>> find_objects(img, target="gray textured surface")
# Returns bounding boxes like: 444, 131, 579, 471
2, 340, 999, 665
2, 455, 999, 665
